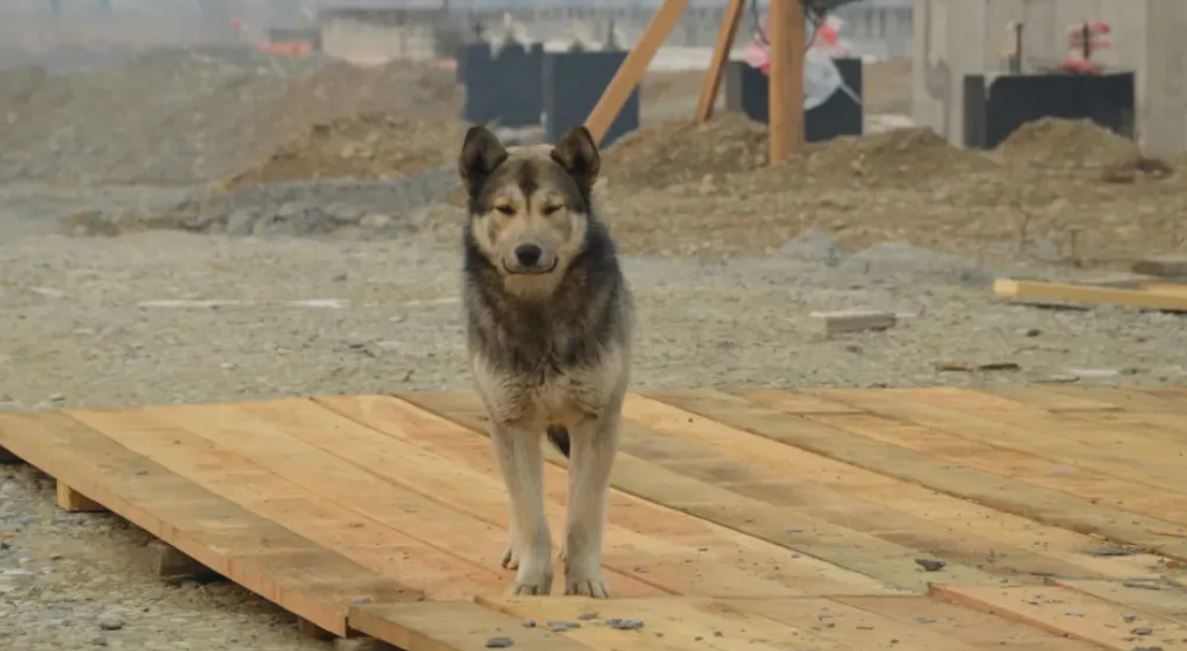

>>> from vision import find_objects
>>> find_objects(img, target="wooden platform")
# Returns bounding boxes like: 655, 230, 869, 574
2, 386, 1187, 650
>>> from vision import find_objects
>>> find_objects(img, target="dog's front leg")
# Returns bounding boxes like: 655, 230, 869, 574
563, 412, 620, 598
491, 422, 553, 595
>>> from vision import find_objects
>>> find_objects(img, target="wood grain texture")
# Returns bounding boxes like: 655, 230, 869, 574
694, 0, 746, 122
0, 411, 417, 635
584, 0, 690, 143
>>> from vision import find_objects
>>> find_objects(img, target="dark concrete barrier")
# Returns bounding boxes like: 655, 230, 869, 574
542, 50, 639, 148
724, 58, 864, 142
962, 72, 1136, 149
458, 42, 544, 128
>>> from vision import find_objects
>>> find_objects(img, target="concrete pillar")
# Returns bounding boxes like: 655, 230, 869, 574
1144, 0, 1187, 154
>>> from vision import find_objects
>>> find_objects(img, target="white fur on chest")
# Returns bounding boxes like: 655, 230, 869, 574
471, 343, 629, 429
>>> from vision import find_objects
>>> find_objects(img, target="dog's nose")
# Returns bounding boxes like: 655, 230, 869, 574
515, 243, 542, 267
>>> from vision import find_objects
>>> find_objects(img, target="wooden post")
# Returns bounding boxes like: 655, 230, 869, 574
56, 481, 106, 512
584, 0, 691, 144
767, 0, 806, 163
695, 0, 747, 123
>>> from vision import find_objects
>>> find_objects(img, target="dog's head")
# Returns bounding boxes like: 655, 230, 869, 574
458, 125, 600, 297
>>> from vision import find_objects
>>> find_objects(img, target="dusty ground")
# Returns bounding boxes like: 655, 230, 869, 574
3, 51, 1187, 651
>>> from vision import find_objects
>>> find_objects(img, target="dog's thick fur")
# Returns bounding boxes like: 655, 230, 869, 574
458, 125, 631, 598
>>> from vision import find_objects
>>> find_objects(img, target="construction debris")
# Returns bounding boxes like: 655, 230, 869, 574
1133, 254, 1187, 279
994, 278, 1187, 312
813, 311, 897, 336
915, 558, 946, 572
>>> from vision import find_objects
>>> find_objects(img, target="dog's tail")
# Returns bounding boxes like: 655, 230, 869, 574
545, 425, 571, 458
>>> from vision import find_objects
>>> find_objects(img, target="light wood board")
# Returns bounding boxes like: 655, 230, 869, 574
1, 385, 1185, 649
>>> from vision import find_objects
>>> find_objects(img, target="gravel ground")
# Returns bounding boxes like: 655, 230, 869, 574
4, 220, 1187, 649
3, 53, 1186, 651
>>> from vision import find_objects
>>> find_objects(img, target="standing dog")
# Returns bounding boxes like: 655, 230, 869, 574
458, 125, 631, 598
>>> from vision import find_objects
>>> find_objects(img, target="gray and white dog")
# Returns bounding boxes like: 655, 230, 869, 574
458, 125, 632, 598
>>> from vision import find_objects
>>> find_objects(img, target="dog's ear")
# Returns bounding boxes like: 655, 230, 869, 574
550, 126, 600, 196
458, 125, 508, 198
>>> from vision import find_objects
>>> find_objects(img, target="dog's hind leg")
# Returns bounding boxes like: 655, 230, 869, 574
492, 423, 553, 595
563, 412, 620, 598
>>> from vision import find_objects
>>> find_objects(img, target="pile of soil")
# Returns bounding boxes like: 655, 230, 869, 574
0, 48, 460, 185
802, 127, 1000, 186
602, 113, 769, 189
596, 115, 1184, 264
997, 117, 1141, 169
226, 113, 465, 188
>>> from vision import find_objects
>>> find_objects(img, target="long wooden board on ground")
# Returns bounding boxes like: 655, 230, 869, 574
994, 277, 1187, 311
2, 385, 1186, 651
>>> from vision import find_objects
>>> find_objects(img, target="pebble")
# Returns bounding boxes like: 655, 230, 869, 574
98, 615, 124, 631
1123, 614, 1138, 623
547, 621, 579, 632
608, 619, 644, 631
485, 637, 513, 648
521, 619, 536, 628
1131, 626, 1153, 636
915, 558, 946, 572
578, 611, 598, 621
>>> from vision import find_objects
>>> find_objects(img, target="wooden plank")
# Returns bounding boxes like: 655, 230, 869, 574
994, 278, 1187, 311
1036, 386, 1187, 413
694, 0, 746, 122
1056, 579, 1187, 625
478, 596, 854, 651
767, 0, 805, 162
735, 597, 985, 651
71, 404, 509, 600
350, 601, 596, 651
626, 393, 1174, 581
0, 411, 417, 635
1133, 254, 1187, 278
735, 388, 861, 414
836, 595, 1106, 651
804, 411, 1187, 528
931, 584, 1187, 651
584, 0, 690, 144
813, 311, 897, 335
825, 387, 1187, 493
977, 386, 1121, 412
646, 388, 1187, 560
394, 391, 993, 592
320, 394, 898, 599
147, 539, 220, 581
56, 481, 106, 512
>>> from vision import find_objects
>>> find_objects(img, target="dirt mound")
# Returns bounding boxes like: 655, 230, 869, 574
804, 127, 999, 184
602, 113, 769, 189
227, 113, 465, 188
0, 48, 460, 185
997, 117, 1140, 169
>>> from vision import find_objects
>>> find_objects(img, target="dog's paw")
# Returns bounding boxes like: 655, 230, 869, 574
509, 567, 553, 596
565, 573, 609, 599
501, 543, 519, 570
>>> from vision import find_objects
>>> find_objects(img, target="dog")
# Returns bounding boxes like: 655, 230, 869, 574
457, 124, 632, 598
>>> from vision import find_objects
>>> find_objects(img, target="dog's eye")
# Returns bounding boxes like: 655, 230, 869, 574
541, 204, 563, 215
494, 204, 515, 216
